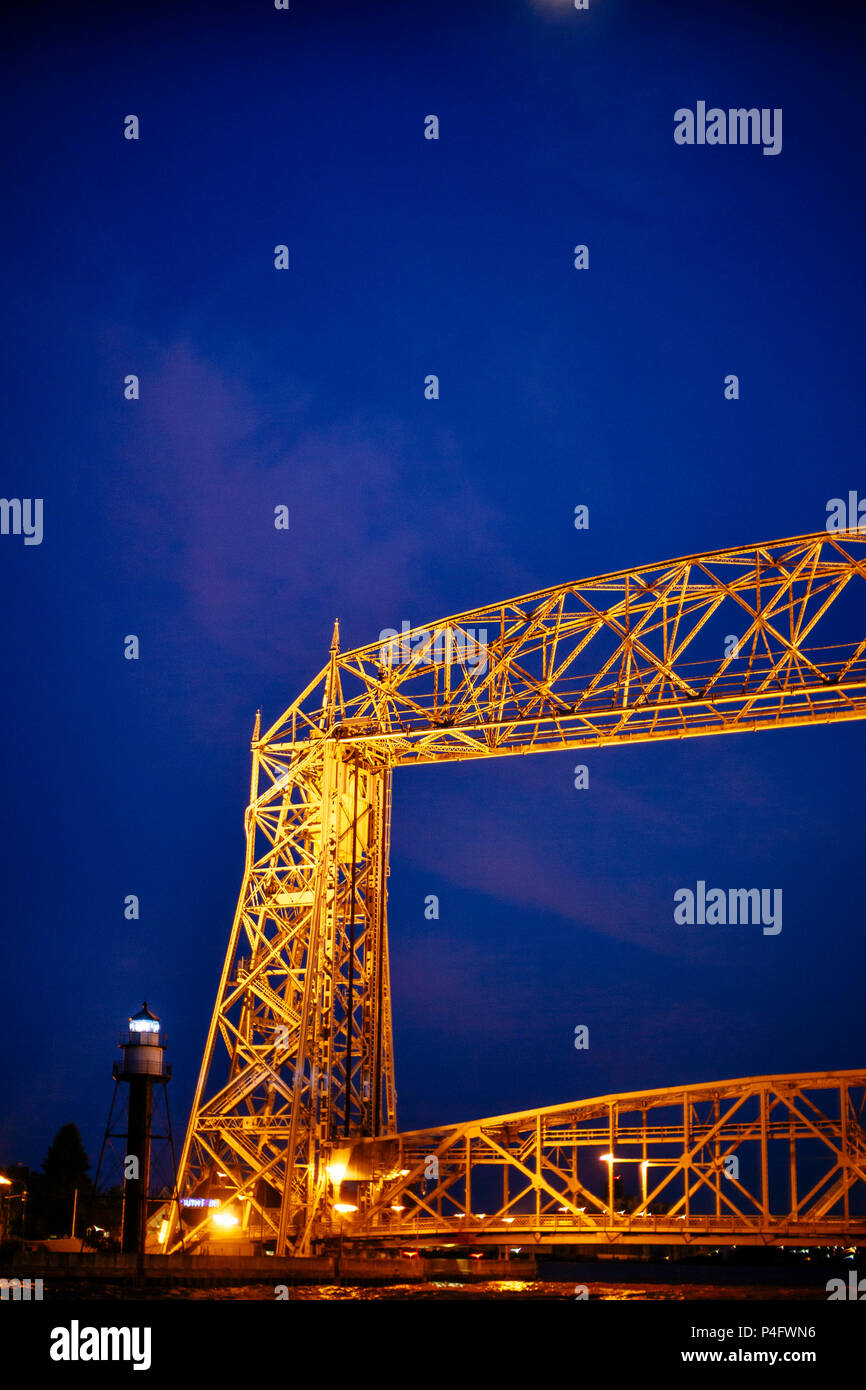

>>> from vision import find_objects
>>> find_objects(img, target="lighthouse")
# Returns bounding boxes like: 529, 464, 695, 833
111, 1003, 171, 1255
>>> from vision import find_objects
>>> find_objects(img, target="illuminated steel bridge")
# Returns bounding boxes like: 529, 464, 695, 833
331, 1071, 866, 1248
167, 530, 866, 1254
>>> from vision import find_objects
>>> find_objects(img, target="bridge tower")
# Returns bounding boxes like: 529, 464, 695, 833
170, 626, 396, 1256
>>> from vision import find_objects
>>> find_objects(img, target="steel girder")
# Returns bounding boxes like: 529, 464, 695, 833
264, 530, 866, 764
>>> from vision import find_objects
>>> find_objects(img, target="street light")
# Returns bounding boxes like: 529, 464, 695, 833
599, 1152, 657, 1215
211, 1211, 240, 1228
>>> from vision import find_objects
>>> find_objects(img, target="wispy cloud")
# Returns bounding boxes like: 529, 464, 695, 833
104, 337, 514, 722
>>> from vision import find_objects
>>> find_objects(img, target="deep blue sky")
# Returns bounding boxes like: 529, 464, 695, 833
1, 0, 864, 1172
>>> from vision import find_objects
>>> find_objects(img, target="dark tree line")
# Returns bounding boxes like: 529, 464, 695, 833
1, 1122, 120, 1244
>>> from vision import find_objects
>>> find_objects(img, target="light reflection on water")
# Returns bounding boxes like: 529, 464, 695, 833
46, 1280, 827, 1301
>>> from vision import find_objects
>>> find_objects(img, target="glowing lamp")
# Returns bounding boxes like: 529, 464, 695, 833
129, 1004, 161, 1035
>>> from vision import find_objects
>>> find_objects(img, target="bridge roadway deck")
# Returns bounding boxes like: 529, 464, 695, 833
343, 1214, 866, 1249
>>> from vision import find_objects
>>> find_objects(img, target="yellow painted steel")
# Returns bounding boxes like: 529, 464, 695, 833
168, 531, 866, 1254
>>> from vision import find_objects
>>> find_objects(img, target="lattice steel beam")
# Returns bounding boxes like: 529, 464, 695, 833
265, 530, 866, 764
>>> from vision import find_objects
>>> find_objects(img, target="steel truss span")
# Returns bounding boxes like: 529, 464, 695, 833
168, 531, 866, 1255
337, 1071, 866, 1248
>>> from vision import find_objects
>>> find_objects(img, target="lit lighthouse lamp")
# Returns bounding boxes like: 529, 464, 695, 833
118, 1002, 167, 1075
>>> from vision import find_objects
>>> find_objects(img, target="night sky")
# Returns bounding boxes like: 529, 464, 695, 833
1, 0, 864, 1176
